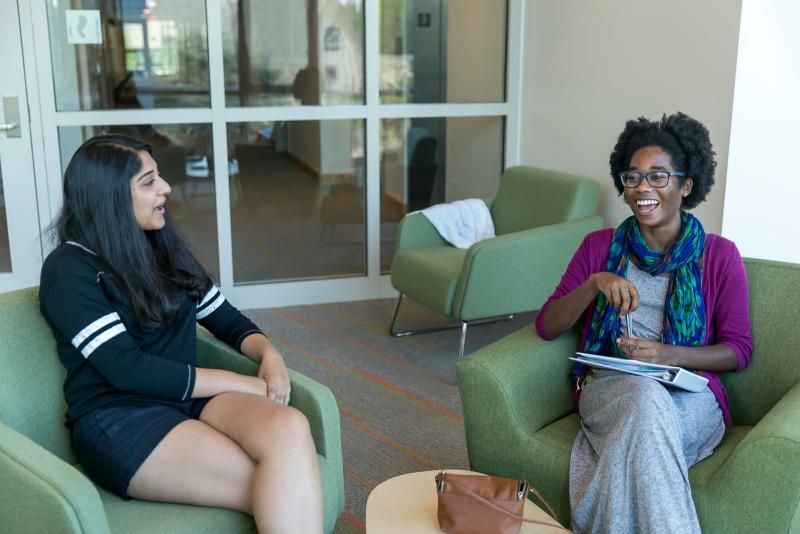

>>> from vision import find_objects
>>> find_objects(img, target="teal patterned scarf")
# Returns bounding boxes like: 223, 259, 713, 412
582, 213, 706, 359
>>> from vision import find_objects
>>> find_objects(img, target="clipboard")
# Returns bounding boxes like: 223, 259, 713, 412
570, 352, 709, 392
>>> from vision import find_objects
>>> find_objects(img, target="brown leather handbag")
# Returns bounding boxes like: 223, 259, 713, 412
435, 471, 570, 533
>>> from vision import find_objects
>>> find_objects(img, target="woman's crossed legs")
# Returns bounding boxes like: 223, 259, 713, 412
127, 392, 323, 533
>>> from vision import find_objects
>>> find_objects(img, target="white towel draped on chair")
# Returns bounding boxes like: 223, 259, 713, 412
420, 199, 496, 249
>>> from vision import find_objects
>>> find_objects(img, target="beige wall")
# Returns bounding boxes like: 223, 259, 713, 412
445, 117, 504, 201
446, 0, 506, 102
519, 0, 742, 234
444, 0, 507, 202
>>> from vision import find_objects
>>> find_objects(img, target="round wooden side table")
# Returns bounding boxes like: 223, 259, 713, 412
366, 469, 567, 533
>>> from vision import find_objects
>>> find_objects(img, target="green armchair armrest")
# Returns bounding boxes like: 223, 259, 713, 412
0, 422, 110, 534
457, 326, 580, 523
455, 216, 603, 320
394, 211, 450, 250
196, 330, 345, 529
693, 380, 800, 533
457, 325, 577, 446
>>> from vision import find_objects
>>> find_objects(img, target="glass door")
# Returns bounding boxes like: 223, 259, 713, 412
24, 0, 522, 307
0, 1, 42, 292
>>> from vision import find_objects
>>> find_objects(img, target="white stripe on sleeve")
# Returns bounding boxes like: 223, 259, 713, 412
80, 323, 127, 358
196, 293, 225, 320
198, 286, 220, 308
72, 312, 121, 349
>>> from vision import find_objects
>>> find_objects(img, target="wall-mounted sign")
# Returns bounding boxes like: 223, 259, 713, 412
66, 10, 103, 45
324, 26, 340, 51
417, 13, 431, 28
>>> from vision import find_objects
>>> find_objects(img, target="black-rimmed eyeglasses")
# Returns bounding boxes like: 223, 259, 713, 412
618, 170, 686, 189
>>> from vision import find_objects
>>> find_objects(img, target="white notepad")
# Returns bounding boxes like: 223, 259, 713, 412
570, 352, 709, 392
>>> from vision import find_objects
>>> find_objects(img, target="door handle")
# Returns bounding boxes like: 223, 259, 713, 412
2, 96, 20, 138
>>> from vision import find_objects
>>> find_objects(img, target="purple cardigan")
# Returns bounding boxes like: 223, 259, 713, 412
534, 228, 753, 426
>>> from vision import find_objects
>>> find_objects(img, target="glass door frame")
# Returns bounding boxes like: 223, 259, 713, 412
23, 0, 524, 309
0, 0, 48, 292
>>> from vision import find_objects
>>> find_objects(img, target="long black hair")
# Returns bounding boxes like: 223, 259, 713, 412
55, 134, 211, 329
609, 112, 716, 209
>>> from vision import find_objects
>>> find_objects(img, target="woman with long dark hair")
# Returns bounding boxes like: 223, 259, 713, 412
39, 134, 322, 533
536, 113, 752, 533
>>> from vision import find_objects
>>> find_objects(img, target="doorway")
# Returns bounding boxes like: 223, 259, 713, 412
0, 1, 42, 292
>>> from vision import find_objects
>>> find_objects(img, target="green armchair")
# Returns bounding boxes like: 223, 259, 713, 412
390, 165, 603, 357
0, 287, 345, 533
457, 257, 800, 533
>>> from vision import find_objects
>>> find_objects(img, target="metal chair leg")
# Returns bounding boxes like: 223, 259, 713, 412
390, 293, 470, 337
458, 321, 468, 359
390, 294, 516, 360
389, 293, 405, 336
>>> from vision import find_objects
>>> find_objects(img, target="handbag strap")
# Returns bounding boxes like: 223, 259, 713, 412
443, 477, 571, 532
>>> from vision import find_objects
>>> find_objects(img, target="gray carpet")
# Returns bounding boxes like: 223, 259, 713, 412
246, 298, 536, 533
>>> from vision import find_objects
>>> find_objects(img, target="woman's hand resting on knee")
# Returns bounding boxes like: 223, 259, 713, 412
257, 349, 290, 405
241, 333, 291, 405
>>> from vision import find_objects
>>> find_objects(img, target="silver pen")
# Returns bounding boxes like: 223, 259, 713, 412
626, 313, 634, 353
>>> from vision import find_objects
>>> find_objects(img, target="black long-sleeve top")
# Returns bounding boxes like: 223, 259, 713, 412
39, 242, 264, 428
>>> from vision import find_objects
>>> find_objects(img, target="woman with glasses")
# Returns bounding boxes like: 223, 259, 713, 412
535, 112, 752, 533
39, 135, 322, 533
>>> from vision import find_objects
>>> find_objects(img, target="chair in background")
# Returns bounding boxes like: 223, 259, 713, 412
456, 257, 800, 532
0, 287, 345, 534
389, 165, 602, 358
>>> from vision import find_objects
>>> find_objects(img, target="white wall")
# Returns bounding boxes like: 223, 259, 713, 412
722, 0, 800, 264
519, 1, 741, 234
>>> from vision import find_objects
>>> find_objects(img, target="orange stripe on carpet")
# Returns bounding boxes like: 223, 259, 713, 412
337, 511, 366, 532
271, 309, 454, 386
340, 408, 436, 469
352, 368, 463, 427
320, 303, 437, 351
344, 466, 374, 489
267, 333, 345, 374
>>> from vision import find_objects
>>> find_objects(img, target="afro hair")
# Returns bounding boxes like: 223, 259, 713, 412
608, 112, 716, 210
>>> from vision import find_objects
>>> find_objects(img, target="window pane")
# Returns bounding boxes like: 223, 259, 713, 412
47, 1, 210, 111
57, 124, 219, 280
380, 0, 507, 103
222, 0, 365, 107
228, 120, 366, 283
380, 116, 504, 272
0, 158, 10, 273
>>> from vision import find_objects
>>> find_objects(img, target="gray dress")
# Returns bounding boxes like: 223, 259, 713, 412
569, 262, 725, 534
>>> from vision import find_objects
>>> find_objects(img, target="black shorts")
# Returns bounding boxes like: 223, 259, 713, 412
71, 398, 211, 499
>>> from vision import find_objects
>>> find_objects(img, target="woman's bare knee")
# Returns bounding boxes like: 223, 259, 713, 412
247, 405, 314, 461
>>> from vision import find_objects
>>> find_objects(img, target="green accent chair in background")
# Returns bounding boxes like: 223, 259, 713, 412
457, 258, 800, 533
390, 165, 603, 357
0, 287, 345, 534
